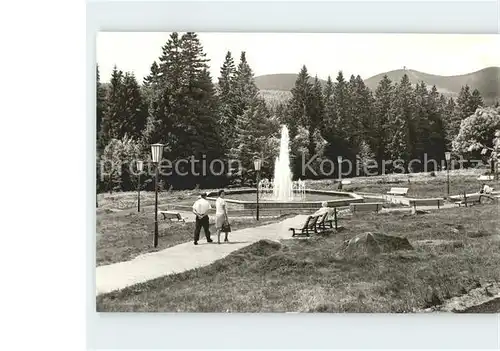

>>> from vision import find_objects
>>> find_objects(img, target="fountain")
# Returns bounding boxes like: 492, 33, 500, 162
199, 125, 364, 213
272, 125, 294, 201
257, 125, 307, 202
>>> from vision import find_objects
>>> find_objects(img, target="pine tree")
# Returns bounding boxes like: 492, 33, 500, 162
288, 65, 313, 139
99, 66, 148, 154
321, 71, 353, 169
413, 81, 430, 162
332, 71, 350, 143
140, 61, 162, 151
470, 88, 484, 112
140, 32, 224, 188
174, 32, 222, 161
443, 96, 456, 149
154, 32, 185, 147
308, 75, 325, 157
274, 101, 289, 126
96, 64, 107, 194
321, 76, 335, 150
426, 85, 446, 165
188, 68, 224, 160
122, 72, 147, 140
217, 51, 238, 150
233, 51, 259, 119
351, 75, 374, 154
372, 75, 394, 164
218, 51, 236, 98
357, 140, 376, 176
451, 85, 473, 138
99, 66, 125, 148
96, 64, 106, 149
231, 98, 279, 181
323, 75, 334, 103
346, 74, 361, 149
387, 74, 415, 166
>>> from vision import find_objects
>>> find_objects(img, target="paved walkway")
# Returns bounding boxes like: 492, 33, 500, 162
96, 214, 309, 295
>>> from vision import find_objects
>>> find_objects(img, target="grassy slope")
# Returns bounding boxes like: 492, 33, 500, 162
306, 172, 500, 199
96, 210, 295, 266
97, 204, 500, 312
97, 190, 199, 210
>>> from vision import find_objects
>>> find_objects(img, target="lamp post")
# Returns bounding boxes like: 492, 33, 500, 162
254, 158, 262, 221
445, 152, 451, 197
136, 160, 144, 212
337, 156, 343, 189
151, 143, 164, 248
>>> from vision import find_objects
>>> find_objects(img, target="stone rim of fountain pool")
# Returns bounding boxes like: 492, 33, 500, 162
205, 188, 364, 209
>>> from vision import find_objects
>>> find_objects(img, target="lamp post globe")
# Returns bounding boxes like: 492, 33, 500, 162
151, 143, 164, 163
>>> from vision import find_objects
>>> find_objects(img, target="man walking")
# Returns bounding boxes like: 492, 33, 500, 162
192, 192, 213, 245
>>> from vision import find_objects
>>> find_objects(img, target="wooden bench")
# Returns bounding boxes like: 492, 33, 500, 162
387, 187, 409, 196
315, 208, 339, 231
408, 198, 444, 210
158, 211, 186, 222
477, 175, 494, 181
350, 202, 384, 213
289, 215, 319, 237
454, 194, 495, 207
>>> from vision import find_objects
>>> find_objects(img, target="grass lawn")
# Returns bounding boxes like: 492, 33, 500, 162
307, 170, 500, 199
97, 190, 199, 210
96, 204, 500, 312
96, 209, 296, 266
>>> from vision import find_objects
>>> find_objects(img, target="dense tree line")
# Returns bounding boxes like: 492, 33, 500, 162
276, 67, 488, 178
97, 32, 279, 192
97, 32, 492, 193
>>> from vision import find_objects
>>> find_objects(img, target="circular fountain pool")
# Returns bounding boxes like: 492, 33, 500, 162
223, 192, 349, 203
205, 188, 363, 211
203, 125, 364, 215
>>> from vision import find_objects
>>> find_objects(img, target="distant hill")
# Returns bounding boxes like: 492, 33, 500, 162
364, 67, 500, 105
255, 73, 327, 91
255, 67, 500, 106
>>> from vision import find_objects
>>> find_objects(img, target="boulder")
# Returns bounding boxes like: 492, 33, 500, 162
341, 232, 413, 257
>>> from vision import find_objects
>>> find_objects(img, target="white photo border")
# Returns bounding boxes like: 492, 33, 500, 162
87, 1, 500, 349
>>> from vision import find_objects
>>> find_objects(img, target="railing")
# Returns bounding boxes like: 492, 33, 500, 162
258, 178, 307, 201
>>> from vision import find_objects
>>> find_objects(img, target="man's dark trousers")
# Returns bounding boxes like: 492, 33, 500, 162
194, 215, 211, 243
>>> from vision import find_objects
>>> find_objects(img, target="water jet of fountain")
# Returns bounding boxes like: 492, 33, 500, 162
272, 125, 294, 201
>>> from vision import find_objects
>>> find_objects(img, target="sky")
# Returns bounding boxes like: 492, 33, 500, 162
96, 32, 500, 83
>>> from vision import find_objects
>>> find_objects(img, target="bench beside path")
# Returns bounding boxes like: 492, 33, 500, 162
96, 214, 309, 296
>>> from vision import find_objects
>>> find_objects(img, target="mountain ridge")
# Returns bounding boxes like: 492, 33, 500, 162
254, 66, 500, 105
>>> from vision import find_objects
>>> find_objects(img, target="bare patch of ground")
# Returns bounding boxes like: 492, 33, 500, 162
418, 282, 500, 313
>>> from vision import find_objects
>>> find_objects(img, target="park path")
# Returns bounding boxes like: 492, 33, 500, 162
96, 214, 309, 295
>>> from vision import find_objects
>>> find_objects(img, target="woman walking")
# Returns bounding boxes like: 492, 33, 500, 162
215, 189, 230, 244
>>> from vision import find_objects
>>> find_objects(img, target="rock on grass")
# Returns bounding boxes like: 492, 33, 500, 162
340, 232, 414, 257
